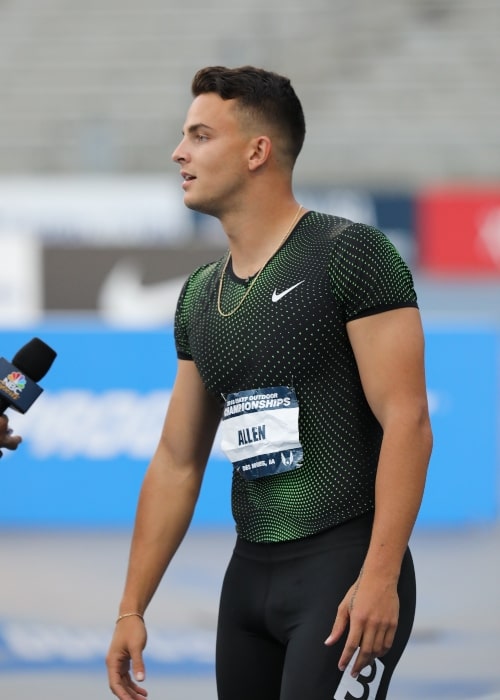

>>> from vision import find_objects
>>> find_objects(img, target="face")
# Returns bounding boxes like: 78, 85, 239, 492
171, 93, 255, 217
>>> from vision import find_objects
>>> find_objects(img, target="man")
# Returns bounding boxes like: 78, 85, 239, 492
106, 66, 432, 700
0, 414, 21, 457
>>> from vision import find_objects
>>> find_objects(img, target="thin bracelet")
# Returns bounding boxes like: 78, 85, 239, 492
116, 612, 145, 624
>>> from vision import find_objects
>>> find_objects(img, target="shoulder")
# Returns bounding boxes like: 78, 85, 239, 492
188, 258, 224, 285
320, 217, 392, 247
175, 257, 224, 328
301, 210, 353, 240
179, 257, 224, 301
300, 212, 393, 250
300, 212, 399, 260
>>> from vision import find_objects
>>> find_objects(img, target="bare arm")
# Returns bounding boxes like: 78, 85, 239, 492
107, 359, 222, 700
326, 307, 433, 675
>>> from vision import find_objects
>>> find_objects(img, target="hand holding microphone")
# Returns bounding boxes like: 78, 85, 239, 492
0, 337, 57, 457
0, 414, 21, 451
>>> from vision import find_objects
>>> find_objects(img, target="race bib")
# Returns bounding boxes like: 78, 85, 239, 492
334, 657, 384, 699
220, 386, 303, 480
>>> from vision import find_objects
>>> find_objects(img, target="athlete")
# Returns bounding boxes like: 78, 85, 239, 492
106, 66, 433, 700
0, 414, 21, 457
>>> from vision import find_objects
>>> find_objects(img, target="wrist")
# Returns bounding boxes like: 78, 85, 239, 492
361, 562, 401, 587
115, 612, 145, 624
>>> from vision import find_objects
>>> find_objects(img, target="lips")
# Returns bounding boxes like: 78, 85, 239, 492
180, 172, 195, 191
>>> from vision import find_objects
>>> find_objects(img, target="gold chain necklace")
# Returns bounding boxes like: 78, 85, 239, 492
216, 204, 303, 318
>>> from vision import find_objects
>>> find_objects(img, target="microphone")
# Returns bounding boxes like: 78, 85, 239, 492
0, 337, 57, 415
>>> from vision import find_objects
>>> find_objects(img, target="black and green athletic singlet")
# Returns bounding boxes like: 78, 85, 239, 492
174, 211, 418, 543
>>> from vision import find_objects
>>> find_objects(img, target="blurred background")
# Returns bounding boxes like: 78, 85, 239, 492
0, 0, 499, 698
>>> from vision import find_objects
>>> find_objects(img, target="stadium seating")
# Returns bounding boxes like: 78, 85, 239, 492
0, 0, 498, 186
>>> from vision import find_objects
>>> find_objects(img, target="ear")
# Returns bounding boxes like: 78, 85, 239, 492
248, 136, 272, 171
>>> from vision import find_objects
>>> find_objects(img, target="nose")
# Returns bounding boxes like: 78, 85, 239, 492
172, 138, 187, 164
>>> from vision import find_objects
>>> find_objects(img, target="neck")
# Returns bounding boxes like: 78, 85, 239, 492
223, 200, 304, 279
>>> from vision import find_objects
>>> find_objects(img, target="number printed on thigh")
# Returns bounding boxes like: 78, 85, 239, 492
333, 657, 384, 700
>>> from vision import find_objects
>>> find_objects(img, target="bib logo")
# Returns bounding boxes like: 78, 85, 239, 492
1, 371, 27, 397
334, 658, 384, 700
280, 451, 294, 467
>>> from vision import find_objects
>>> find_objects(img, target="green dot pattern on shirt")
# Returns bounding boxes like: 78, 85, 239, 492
175, 211, 418, 543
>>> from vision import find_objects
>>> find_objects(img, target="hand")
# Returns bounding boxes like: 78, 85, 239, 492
0, 415, 22, 455
106, 617, 148, 700
324, 573, 399, 677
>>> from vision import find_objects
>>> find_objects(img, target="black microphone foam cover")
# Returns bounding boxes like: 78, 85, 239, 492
11, 337, 57, 382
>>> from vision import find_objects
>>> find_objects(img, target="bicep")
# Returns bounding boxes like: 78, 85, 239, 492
346, 307, 429, 427
159, 359, 222, 470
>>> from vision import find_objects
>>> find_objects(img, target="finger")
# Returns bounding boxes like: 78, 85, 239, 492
361, 616, 396, 663
1, 432, 22, 451
6, 435, 22, 450
337, 626, 362, 672
131, 652, 146, 684
107, 652, 138, 700
109, 669, 147, 700
324, 603, 349, 646
124, 678, 148, 699
351, 643, 375, 677
377, 624, 396, 658
108, 673, 134, 700
107, 663, 129, 700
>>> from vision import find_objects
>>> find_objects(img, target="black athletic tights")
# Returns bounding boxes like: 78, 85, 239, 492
216, 514, 416, 700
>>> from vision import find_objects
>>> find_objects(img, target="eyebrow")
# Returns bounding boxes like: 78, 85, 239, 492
183, 122, 215, 135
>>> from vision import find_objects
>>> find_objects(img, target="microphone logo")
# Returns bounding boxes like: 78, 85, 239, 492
2, 372, 27, 397
0, 358, 43, 413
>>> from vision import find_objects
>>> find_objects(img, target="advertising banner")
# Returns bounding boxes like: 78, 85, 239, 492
418, 323, 498, 526
0, 323, 497, 528
0, 325, 231, 528
418, 187, 500, 274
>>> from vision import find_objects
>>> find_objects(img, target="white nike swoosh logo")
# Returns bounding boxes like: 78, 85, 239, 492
271, 280, 305, 302
98, 260, 186, 327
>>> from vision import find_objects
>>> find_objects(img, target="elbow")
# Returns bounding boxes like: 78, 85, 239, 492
423, 419, 434, 463
421, 398, 434, 448
416, 405, 434, 465
384, 401, 434, 462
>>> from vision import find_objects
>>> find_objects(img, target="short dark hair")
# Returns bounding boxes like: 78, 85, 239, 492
191, 65, 306, 166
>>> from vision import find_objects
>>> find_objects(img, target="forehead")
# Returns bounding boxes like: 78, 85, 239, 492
183, 93, 241, 133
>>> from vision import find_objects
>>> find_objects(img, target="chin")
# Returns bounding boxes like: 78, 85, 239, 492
185, 197, 218, 218
185, 198, 204, 214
